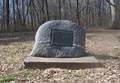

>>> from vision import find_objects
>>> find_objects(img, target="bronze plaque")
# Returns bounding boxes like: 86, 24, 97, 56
51, 29, 73, 46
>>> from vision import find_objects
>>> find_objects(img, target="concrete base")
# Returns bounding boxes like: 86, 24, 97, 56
24, 55, 101, 69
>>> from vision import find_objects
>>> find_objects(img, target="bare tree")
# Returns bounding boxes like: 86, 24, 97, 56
62, 0, 67, 19
0, 0, 119, 32
15, 0, 21, 31
76, 0, 79, 24
42, 0, 45, 23
2, 0, 5, 31
12, 0, 16, 31
22, 0, 24, 26
68, 0, 72, 21
30, 0, 34, 30
106, 0, 119, 29
85, 0, 89, 29
59, 0, 61, 20
45, 0, 49, 21
98, 0, 102, 27
5, 0, 9, 31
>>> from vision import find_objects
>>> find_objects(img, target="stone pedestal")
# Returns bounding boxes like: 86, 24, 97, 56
24, 55, 101, 69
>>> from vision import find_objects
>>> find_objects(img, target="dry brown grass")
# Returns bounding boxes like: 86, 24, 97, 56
0, 30, 120, 83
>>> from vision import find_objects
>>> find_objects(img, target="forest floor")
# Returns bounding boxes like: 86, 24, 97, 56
0, 30, 120, 83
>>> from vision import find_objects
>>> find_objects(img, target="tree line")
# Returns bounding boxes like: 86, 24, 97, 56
0, 0, 120, 32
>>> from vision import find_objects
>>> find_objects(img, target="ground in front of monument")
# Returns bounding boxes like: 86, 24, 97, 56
0, 30, 120, 82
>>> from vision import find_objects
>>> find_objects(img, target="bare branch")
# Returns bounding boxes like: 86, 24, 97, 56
23, 0, 32, 24
69, 6, 86, 21
106, 0, 115, 6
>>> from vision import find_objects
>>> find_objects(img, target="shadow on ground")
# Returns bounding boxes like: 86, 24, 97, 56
85, 52, 120, 68
0, 32, 36, 45
86, 52, 120, 60
94, 55, 120, 60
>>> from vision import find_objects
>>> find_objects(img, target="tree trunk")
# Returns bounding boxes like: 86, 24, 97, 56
45, 0, 49, 21
110, 0, 117, 29
15, 0, 21, 31
13, 0, 16, 31
5, 0, 9, 31
2, 0, 5, 31
62, 0, 67, 19
98, 0, 102, 27
76, 0, 79, 24
68, 0, 72, 21
86, 0, 89, 29
21, 0, 25, 30
32, 1, 41, 24
102, 0, 105, 27
30, 0, 34, 31
42, 0, 45, 23
59, 0, 61, 20
106, 0, 119, 29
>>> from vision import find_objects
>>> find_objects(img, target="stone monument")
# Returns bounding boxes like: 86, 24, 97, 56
30, 20, 85, 58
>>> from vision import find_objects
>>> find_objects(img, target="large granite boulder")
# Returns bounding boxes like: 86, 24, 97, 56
30, 20, 85, 58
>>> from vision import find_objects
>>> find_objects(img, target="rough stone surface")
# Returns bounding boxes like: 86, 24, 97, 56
30, 20, 85, 58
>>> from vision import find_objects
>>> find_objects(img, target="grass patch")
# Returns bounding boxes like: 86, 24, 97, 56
73, 74, 80, 77
6, 71, 14, 74
23, 72, 30, 76
12, 46, 20, 51
0, 77, 14, 82
81, 75, 86, 78
49, 77, 54, 80
73, 74, 86, 78
68, 77, 72, 79
28, 73, 36, 78
118, 52, 120, 56
118, 36, 120, 39
21, 46, 27, 49
12, 46, 28, 51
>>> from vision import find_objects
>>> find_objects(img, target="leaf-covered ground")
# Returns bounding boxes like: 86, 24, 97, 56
0, 30, 120, 83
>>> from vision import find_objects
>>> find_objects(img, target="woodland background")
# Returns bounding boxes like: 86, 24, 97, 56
0, 0, 120, 82
0, 0, 120, 32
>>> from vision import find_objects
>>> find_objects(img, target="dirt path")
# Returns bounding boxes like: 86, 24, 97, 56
0, 30, 120, 83
86, 30, 120, 56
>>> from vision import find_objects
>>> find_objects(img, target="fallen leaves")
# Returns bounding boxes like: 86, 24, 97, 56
0, 31, 120, 82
